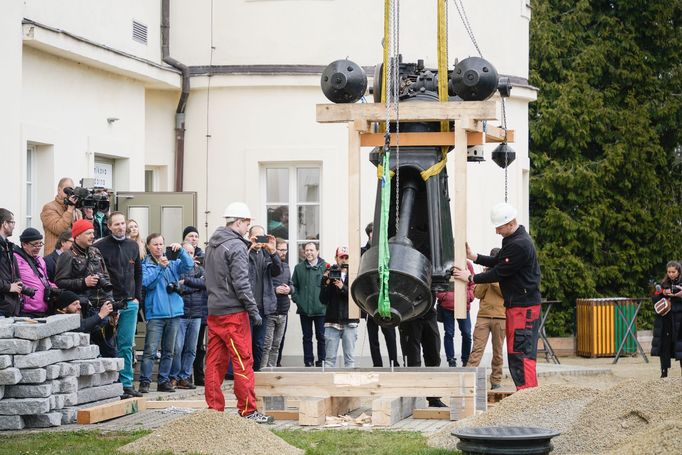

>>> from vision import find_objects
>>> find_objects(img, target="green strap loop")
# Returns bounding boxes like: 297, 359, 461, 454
377, 150, 392, 319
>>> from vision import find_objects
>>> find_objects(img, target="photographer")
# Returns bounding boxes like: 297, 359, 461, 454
40, 177, 82, 255
44, 229, 73, 281
96, 212, 143, 398
320, 247, 359, 368
652, 261, 682, 378
52, 290, 113, 335
0, 209, 21, 317
139, 234, 194, 394
13, 228, 57, 318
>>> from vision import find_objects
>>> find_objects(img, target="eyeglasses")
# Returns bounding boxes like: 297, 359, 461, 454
277, 248, 288, 252
3, 220, 15, 225
28, 242, 44, 248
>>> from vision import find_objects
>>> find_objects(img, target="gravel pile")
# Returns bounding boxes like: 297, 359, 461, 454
117, 410, 303, 455
427, 378, 682, 454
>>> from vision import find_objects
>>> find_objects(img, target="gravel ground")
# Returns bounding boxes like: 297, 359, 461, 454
117, 409, 303, 455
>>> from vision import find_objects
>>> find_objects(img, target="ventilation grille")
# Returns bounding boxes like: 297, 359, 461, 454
132, 20, 148, 44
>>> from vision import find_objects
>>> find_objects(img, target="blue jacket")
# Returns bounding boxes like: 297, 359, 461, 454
180, 265, 207, 320
142, 248, 194, 320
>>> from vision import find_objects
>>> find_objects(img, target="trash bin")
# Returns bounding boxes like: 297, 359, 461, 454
576, 298, 638, 358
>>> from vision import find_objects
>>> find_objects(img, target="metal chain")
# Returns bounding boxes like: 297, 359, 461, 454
393, 0, 400, 232
453, 0, 482, 57
502, 97, 509, 203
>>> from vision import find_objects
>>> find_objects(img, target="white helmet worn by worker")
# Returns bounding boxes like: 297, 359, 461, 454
222, 202, 253, 219
490, 202, 517, 228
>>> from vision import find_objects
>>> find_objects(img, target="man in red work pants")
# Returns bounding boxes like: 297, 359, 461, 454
203, 202, 274, 423
454, 202, 542, 390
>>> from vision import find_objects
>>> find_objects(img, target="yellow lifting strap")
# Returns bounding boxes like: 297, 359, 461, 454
421, 0, 450, 182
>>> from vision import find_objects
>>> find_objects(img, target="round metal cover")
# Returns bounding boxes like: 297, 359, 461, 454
452, 426, 560, 455
453, 426, 560, 440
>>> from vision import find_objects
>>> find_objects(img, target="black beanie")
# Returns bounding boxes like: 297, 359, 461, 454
183, 226, 199, 239
55, 290, 81, 310
20, 228, 43, 243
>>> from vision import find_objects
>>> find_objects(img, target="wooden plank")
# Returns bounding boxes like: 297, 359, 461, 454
317, 101, 497, 123
413, 408, 451, 420
371, 396, 421, 427
359, 131, 486, 147
347, 121, 361, 319
330, 397, 362, 416
298, 397, 330, 426
266, 410, 300, 420
485, 126, 515, 143
77, 397, 146, 424
453, 123, 468, 320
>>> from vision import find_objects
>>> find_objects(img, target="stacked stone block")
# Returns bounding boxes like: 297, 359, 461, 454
0, 315, 124, 429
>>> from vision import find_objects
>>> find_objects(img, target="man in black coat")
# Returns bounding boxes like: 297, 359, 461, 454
0, 209, 21, 317
44, 229, 73, 281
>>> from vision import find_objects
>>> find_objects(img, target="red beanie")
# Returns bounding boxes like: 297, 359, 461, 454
71, 219, 94, 239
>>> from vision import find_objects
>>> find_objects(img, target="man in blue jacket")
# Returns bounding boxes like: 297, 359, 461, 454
139, 233, 194, 393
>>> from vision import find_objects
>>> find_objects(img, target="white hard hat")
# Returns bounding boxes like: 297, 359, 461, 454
490, 202, 517, 228
222, 202, 253, 219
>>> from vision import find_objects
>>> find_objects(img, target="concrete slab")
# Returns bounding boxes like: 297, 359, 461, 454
0, 397, 51, 415
45, 364, 61, 380
50, 333, 80, 350
4, 383, 52, 398
71, 359, 105, 375
77, 333, 90, 346
0, 338, 37, 355
0, 367, 22, 385
52, 376, 78, 393
0, 415, 24, 430
57, 362, 80, 378
0, 355, 12, 369
12, 314, 80, 341
18, 368, 47, 384
101, 357, 124, 372
23, 412, 62, 428
0, 319, 15, 339
36, 337, 52, 352
76, 383, 124, 405
77, 370, 119, 389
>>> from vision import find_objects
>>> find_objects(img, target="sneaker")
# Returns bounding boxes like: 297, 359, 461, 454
447, 359, 458, 368
157, 382, 176, 393
491, 383, 502, 390
138, 383, 150, 394
243, 410, 275, 424
176, 379, 196, 390
123, 387, 143, 397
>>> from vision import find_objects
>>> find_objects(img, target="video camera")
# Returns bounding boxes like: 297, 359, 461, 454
327, 263, 349, 281
63, 178, 110, 212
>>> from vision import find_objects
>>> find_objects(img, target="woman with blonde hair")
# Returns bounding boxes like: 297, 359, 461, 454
126, 219, 146, 259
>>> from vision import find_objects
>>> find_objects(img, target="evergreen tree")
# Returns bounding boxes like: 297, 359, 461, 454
529, 0, 682, 335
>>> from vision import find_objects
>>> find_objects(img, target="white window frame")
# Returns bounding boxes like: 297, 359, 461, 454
26, 145, 37, 228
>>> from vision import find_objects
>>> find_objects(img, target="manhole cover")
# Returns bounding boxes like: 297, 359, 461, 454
452, 426, 560, 454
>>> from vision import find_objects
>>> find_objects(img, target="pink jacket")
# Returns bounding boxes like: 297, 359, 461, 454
14, 252, 55, 314
436, 261, 475, 312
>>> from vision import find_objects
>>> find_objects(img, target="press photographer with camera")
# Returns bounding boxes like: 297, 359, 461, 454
53, 290, 113, 334
13, 228, 58, 318
139, 233, 194, 394
0, 209, 22, 317
319, 246, 358, 368
40, 177, 83, 255
96, 212, 143, 397
651, 261, 682, 378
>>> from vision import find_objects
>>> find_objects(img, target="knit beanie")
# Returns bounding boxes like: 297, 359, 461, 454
183, 226, 199, 240
72, 219, 94, 239
19, 228, 43, 243
54, 290, 81, 310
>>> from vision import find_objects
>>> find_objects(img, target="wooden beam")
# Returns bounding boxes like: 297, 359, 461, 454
266, 410, 300, 420
77, 397, 146, 424
298, 397, 330, 426
358, 131, 486, 147
317, 101, 497, 123
485, 126, 515, 143
371, 396, 422, 427
347, 121, 361, 319
412, 408, 451, 420
453, 123, 468, 320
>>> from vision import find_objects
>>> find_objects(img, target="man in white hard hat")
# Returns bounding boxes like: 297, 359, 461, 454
203, 202, 273, 423
453, 202, 542, 390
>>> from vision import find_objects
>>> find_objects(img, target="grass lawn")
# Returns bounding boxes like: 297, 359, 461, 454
0, 429, 458, 455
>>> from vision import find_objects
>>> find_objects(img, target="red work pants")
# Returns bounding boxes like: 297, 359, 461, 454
204, 312, 257, 416
506, 305, 541, 390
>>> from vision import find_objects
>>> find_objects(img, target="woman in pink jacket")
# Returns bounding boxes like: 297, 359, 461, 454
14, 228, 56, 317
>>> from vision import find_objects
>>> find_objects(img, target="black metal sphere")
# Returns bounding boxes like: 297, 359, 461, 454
450, 56, 499, 101
491, 142, 516, 168
321, 59, 368, 104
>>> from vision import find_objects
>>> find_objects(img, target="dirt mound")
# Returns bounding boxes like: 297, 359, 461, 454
428, 378, 682, 454
118, 410, 303, 455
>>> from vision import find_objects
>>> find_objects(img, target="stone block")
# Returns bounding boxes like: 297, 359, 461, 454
0, 397, 51, 415
5, 383, 52, 398
45, 364, 61, 379
60, 407, 77, 424
0, 338, 37, 355
57, 362, 80, 378
77, 332, 90, 346
71, 359, 104, 375
0, 318, 15, 339
50, 333, 80, 350
12, 314, 80, 341
77, 370, 119, 389
76, 382, 123, 405
0, 415, 24, 430
61, 392, 78, 406
50, 393, 65, 410
77, 344, 100, 360
0, 355, 12, 369
18, 368, 46, 384
52, 376, 78, 393
0, 368, 21, 385
0, 385, 4, 400
23, 412, 62, 428
36, 337, 52, 351
101, 357, 124, 372
13, 344, 90, 369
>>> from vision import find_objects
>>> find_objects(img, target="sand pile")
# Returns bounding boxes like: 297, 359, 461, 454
428, 378, 682, 454
118, 410, 303, 455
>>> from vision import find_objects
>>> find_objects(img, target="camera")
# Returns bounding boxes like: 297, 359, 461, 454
166, 282, 181, 294
165, 246, 180, 261
63, 179, 110, 212
20, 285, 37, 298
328, 264, 348, 281
44, 287, 63, 305
96, 273, 114, 292
255, 235, 270, 244
111, 300, 128, 311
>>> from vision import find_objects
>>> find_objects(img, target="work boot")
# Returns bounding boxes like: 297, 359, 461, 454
123, 387, 143, 398
243, 410, 275, 424
138, 382, 150, 394
176, 379, 196, 390
157, 382, 176, 393
661, 368, 669, 378
427, 398, 448, 408
169, 378, 178, 387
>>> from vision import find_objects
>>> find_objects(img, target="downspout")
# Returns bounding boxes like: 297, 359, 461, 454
161, 0, 189, 192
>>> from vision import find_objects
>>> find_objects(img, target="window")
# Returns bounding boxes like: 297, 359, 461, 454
264, 165, 321, 263
26, 145, 37, 228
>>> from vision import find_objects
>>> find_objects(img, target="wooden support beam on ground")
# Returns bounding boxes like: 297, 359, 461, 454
413, 408, 451, 420
77, 397, 146, 424
266, 410, 300, 420
371, 396, 425, 427
298, 396, 362, 426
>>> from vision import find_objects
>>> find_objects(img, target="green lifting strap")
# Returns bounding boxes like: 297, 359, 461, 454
377, 147, 392, 319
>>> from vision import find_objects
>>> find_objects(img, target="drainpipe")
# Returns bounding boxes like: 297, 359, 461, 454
161, 0, 189, 192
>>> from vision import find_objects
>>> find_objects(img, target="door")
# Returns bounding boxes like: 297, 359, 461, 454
115, 192, 196, 245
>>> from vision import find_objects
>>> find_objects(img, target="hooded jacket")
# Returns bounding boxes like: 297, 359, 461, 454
142, 247, 194, 320
14, 247, 55, 314
248, 248, 282, 316
272, 260, 293, 315
0, 237, 21, 316
291, 257, 327, 316
180, 264, 207, 319
204, 226, 259, 319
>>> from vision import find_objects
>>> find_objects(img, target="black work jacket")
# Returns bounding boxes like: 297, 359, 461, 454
95, 235, 142, 302
319, 274, 359, 324
55, 243, 113, 306
0, 237, 20, 316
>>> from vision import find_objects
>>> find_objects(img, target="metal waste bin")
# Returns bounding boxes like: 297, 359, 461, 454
576, 298, 638, 357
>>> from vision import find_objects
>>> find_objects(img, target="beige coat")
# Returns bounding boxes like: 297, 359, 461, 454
473, 282, 506, 319
40, 196, 81, 255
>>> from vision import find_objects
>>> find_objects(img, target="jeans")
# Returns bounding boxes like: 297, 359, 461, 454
116, 300, 139, 388
324, 324, 358, 367
140, 317, 179, 385
170, 317, 202, 381
261, 314, 287, 369
251, 308, 267, 372
300, 314, 326, 366
438, 306, 472, 365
